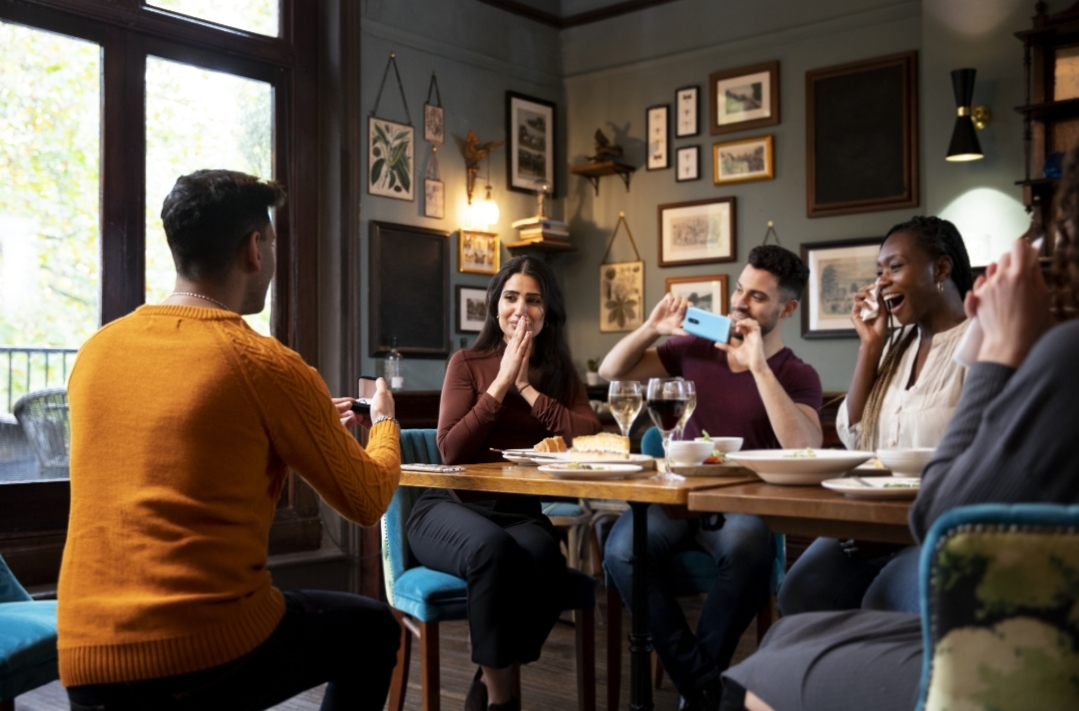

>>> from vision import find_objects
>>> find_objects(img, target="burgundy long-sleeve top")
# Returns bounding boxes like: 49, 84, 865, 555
437, 345, 603, 465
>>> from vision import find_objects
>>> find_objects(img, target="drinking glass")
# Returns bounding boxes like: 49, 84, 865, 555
608, 381, 643, 439
675, 380, 696, 441
647, 378, 688, 473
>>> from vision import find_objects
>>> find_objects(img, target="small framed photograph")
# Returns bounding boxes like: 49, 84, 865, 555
709, 60, 780, 135
424, 178, 445, 219
424, 103, 444, 145
676, 145, 700, 182
713, 135, 774, 185
368, 117, 415, 201
456, 285, 488, 333
459, 230, 500, 275
647, 104, 670, 170
506, 92, 556, 195
800, 237, 882, 339
675, 85, 699, 137
600, 261, 645, 332
657, 197, 736, 267
665, 274, 729, 315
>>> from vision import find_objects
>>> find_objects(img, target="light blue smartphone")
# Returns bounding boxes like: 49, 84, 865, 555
683, 306, 732, 344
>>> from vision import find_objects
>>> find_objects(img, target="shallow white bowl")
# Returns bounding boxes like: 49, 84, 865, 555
666, 440, 714, 465
695, 437, 744, 453
726, 449, 875, 485
876, 448, 935, 477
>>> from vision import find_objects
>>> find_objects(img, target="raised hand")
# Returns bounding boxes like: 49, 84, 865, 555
647, 293, 691, 336
514, 318, 535, 393
850, 282, 887, 347
716, 317, 767, 374
970, 240, 1050, 368
367, 377, 396, 424
491, 317, 532, 399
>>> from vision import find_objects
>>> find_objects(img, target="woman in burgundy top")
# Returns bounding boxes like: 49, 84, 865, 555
407, 256, 601, 711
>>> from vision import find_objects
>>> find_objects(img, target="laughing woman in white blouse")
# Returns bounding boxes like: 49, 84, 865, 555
779, 216, 973, 616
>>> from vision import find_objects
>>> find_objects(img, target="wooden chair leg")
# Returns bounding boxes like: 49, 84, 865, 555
606, 583, 622, 711
652, 651, 664, 688
575, 605, 596, 711
756, 595, 775, 642
419, 620, 440, 711
388, 609, 412, 711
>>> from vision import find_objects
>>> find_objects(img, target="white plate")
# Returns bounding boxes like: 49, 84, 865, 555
821, 477, 921, 499
726, 449, 875, 486
538, 463, 646, 480
502, 451, 542, 464
532, 452, 654, 465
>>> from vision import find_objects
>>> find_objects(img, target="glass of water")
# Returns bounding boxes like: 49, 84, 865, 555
608, 381, 644, 439
675, 380, 696, 441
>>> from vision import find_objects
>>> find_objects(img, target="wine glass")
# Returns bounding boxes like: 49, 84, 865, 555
675, 380, 697, 441
647, 378, 688, 473
608, 381, 643, 439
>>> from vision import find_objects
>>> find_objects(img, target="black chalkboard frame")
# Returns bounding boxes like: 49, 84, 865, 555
369, 220, 451, 358
806, 51, 919, 218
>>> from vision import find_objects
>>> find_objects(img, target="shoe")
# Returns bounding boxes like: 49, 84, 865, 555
681, 677, 722, 711
464, 666, 487, 711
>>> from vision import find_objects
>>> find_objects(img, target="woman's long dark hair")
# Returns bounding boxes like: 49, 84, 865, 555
473, 256, 583, 405
858, 216, 973, 450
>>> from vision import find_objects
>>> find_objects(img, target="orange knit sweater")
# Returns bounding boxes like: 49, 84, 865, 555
58, 305, 400, 686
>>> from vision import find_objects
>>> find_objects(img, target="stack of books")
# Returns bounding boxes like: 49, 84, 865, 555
511, 217, 570, 243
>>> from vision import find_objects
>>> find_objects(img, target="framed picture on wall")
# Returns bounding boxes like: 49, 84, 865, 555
666, 274, 729, 314
657, 197, 736, 267
459, 230, 500, 275
800, 237, 882, 339
600, 261, 645, 332
368, 117, 415, 201
647, 104, 670, 170
675, 85, 699, 137
456, 285, 488, 333
713, 135, 774, 185
806, 51, 918, 217
709, 61, 780, 135
676, 145, 700, 182
506, 92, 556, 195
369, 221, 449, 357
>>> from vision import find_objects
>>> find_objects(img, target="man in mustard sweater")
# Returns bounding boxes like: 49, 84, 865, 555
59, 170, 402, 711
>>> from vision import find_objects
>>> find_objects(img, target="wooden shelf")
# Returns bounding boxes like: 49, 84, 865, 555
1014, 97, 1079, 120
569, 160, 636, 196
505, 239, 577, 253
1015, 177, 1059, 186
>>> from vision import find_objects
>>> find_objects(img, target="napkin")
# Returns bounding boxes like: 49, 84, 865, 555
860, 279, 881, 322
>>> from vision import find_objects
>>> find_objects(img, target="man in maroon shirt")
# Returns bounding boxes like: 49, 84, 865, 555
599, 245, 823, 711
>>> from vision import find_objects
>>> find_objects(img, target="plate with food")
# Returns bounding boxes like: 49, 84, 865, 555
537, 463, 646, 480
821, 477, 921, 499
530, 433, 655, 468
725, 449, 875, 485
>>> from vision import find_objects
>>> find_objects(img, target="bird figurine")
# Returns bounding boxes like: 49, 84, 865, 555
458, 129, 504, 204
588, 128, 623, 162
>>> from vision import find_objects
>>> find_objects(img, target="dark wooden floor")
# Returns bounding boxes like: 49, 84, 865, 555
16, 589, 759, 711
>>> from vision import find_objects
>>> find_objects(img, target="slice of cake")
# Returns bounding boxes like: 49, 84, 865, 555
569, 432, 630, 459
534, 435, 567, 453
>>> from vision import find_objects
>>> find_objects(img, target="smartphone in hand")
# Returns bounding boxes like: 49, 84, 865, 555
350, 376, 379, 413
683, 306, 733, 344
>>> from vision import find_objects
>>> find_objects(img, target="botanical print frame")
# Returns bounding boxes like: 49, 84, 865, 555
806, 51, 918, 218
647, 104, 670, 170
709, 61, 780, 135
676, 145, 700, 182
368, 117, 415, 201
713, 134, 774, 185
459, 230, 500, 275
800, 237, 882, 339
424, 178, 445, 219
456, 284, 488, 333
666, 274, 729, 315
506, 92, 556, 195
600, 261, 644, 333
657, 197, 737, 267
369, 221, 449, 358
676, 85, 700, 137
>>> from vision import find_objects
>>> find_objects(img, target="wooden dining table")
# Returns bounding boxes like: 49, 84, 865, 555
399, 461, 757, 711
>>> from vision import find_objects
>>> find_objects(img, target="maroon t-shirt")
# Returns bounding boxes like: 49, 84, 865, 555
656, 335, 822, 449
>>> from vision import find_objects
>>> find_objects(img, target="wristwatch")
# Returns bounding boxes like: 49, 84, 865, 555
372, 415, 400, 428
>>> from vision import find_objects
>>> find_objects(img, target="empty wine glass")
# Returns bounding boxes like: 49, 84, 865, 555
675, 380, 696, 441
647, 378, 688, 474
608, 381, 643, 439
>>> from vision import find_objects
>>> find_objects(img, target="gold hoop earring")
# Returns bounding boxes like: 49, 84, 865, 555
937, 281, 944, 293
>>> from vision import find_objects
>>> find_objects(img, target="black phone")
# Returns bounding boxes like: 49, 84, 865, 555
350, 377, 378, 413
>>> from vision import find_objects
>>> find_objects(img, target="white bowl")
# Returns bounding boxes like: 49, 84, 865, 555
695, 436, 744, 453
876, 448, 935, 477
666, 440, 714, 466
726, 449, 875, 485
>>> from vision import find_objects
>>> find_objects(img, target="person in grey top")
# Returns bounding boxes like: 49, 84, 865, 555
717, 152, 1078, 710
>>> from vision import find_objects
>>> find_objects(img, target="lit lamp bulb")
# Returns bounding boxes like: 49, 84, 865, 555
474, 183, 500, 230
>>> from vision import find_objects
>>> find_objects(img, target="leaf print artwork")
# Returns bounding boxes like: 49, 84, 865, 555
368, 117, 414, 201
599, 261, 644, 333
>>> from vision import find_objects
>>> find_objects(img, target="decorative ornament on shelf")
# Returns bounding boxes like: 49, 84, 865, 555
509, 180, 571, 249
570, 127, 636, 196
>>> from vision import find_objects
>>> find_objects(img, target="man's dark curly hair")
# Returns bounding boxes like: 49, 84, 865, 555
747, 244, 810, 300
160, 169, 286, 283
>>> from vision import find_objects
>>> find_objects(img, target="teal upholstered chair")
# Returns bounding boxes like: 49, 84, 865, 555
0, 553, 58, 711
604, 426, 785, 708
916, 503, 1079, 711
382, 429, 596, 711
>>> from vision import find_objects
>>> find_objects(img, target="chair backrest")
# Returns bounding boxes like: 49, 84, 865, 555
641, 426, 663, 457
381, 429, 441, 606
916, 503, 1079, 711
13, 388, 70, 471
0, 553, 32, 603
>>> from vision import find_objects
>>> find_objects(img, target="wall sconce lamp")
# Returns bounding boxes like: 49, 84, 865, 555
461, 129, 504, 230
947, 68, 992, 162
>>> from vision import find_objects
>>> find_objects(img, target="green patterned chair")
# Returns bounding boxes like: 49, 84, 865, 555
918, 503, 1079, 711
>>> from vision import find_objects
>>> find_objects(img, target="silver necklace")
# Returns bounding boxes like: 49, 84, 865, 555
171, 292, 231, 311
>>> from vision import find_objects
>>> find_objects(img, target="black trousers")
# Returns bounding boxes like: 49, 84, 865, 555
66, 590, 400, 711
407, 493, 567, 668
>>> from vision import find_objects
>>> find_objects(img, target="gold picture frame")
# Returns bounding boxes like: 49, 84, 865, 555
458, 230, 500, 275
713, 135, 774, 185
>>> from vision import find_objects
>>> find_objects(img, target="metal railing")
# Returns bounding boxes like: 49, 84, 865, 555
1, 347, 78, 413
